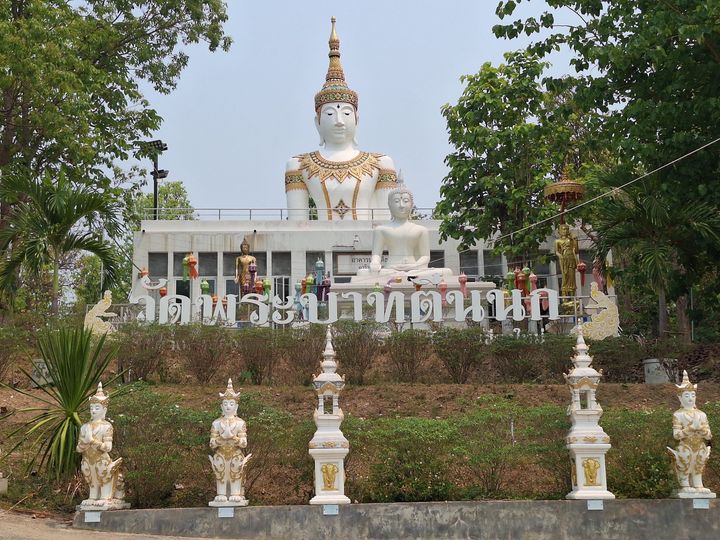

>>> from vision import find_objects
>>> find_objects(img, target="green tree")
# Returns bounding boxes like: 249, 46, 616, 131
593, 181, 720, 337
0, 171, 122, 314
437, 52, 605, 265
72, 180, 196, 307
135, 180, 195, 221
488, 1, 720, 336
0, 1, 230, 214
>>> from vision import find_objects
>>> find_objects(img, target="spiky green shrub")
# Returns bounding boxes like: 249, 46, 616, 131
0, 326, 120, 479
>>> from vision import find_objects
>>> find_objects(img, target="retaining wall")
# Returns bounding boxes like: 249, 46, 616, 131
73, 499, 719, 540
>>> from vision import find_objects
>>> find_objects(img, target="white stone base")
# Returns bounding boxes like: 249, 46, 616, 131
310, 493, 351, 505
208, 497, 249, 507
672, 488, 716, 499
566, 490, 615, 500
77, 499, 130, 512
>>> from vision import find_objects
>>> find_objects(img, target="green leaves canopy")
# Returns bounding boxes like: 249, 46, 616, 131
0, 1, 231, 187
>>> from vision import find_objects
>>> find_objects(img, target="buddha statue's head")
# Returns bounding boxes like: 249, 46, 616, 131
89, 382, 109, 421
388, 186, 414, 221
218, 378, 241, 417
240, 237, 250, 255
314, 17, 359, 148
559, 223, 570, 237
676, 370, 697, 409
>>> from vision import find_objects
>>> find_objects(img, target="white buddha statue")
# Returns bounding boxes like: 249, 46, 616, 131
285, 17, 398, 221
354, 185, 452, 282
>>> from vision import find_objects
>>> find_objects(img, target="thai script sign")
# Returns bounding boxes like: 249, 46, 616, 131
335, 254, 388, 274
127, 288, 560, 326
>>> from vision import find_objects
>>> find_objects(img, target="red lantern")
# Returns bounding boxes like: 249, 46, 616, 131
187, 254, 199, 279
212, 294, 218, 306
255, 279, 264, 294
159, 286, 167, 298
458, 272, 468, 298
577, 261, 587, 287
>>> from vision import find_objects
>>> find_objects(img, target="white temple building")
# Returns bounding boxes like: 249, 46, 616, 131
130, 18, 606, 315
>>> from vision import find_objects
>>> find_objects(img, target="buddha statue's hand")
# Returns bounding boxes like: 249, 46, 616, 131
392, 263, 419, 272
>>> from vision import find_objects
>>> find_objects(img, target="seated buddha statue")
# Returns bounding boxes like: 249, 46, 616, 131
285, 17, 398, 221
353, 185, 453, 283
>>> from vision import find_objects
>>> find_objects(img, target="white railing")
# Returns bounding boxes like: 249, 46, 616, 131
141, 207, 438, 221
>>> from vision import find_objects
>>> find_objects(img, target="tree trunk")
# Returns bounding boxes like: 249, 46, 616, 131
676, 294, 691, 343
657, 288, 668, 338
51, 257, 60, 316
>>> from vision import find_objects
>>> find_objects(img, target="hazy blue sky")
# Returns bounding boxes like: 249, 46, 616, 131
141, 1, 568, 212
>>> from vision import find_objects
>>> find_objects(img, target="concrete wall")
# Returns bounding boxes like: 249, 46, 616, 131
74, 499, 718, 540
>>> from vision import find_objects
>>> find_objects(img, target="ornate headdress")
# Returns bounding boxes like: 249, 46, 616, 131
387, 174, 414, 207
314, 17, 358, 112
89, 381, 110, 407
675, 370, 697, 395
219, 378, 241, 401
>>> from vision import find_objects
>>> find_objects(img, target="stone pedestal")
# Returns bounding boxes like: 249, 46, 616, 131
77, 499, 131, 512
0, 474, 8, 495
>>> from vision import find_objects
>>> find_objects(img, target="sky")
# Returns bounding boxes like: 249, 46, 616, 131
141, 1, 568, 212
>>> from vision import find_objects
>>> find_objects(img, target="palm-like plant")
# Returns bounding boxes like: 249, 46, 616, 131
593, 182, 720, 335
0, 170, 123, 314
0, 326, 121, 479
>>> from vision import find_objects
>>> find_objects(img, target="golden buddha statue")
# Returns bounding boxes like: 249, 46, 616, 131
555, 223, 579, 297
235, 237, 256, 289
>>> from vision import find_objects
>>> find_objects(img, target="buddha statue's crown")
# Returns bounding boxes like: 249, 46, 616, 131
676, 370, 697, 395
315, 17, 358, 112
89, 381, 110, 407
219, 378, 241, 400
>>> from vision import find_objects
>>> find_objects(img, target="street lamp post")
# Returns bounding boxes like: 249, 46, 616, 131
144, 140, 169, 220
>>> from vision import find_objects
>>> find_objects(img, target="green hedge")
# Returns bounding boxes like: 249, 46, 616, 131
5, 384, 716, 510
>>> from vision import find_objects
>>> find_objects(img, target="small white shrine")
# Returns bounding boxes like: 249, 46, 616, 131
564, 327, 614, 500
309, 327, 350, 505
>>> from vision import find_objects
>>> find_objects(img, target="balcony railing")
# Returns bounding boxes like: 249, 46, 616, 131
140, 208, 438, 221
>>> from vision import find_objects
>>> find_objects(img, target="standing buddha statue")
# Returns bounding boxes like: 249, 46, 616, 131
235, 237, 256, 292
555, 223, 579, 297
285, 17, 398, 221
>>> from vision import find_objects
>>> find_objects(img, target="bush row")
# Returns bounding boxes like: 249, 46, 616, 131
111, 322, 682, 386
4, 383, 717, 510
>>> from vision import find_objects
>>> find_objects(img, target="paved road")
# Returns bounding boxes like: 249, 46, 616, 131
0, 509, 203, 540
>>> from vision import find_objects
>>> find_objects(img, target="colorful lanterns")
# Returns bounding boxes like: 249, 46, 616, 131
439, 278, 448, 306
263, 277, 272, 297
458, 272, 468, 298
577, 260, 587, 287
201, 279, 210, 295
505, 271, 516, 290
182, 253, 199, 280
